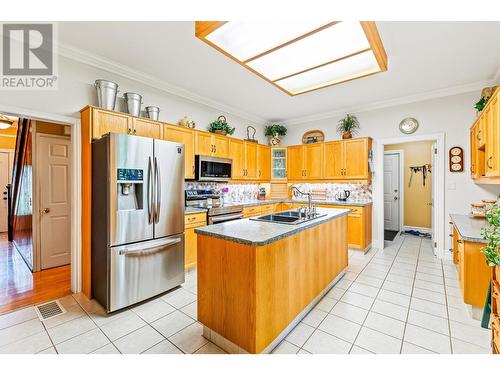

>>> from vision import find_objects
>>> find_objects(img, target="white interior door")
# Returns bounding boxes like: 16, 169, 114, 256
38, 135, 71, 269
0, 152, 10, 232
383, 152, 400, 232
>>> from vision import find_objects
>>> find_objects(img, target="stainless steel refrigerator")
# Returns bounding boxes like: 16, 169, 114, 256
91, 133, 185, 312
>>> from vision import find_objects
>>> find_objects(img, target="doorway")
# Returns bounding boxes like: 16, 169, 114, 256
0, 115, 73, 313
383, 151, 402, 241
0, 150, 14, 233
375, 133, 445, 257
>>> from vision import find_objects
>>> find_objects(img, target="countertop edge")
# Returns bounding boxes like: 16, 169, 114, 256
195, 209, 350, 246
449, 214, 488, 244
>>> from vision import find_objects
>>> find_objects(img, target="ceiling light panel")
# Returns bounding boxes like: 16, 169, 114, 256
275, 50, 380, 94
247, 22, 370, 81
196, 21, 387, 96
206, 20, 330, 61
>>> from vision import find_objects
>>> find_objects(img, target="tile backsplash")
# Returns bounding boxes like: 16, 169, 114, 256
291, 183, 372, 202
185, 182, 261, 202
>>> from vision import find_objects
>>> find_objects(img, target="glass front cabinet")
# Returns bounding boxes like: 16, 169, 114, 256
271, 148, 287, 180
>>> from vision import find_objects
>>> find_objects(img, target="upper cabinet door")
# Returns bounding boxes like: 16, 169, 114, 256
485, 93, 499, 177
344, 138, 369, 179
271, 148, 287, 181
132, 118, 162, 139
244, 142, 258, 179
212, 134, 229, 158
92, 109, 131, 139
229, 139, 245, 179
195, 131, 213, 156
287, 145, 304, 180
164, 125, 195, 179
323, 141, 344, 179
476, 114, 486, 149
257, 144, 271, 180
303, 143, 324, 179
470, 126, 479, 178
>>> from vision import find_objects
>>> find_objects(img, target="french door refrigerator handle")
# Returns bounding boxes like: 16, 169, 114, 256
147, 156, 154, 224
154, 156, 161, 224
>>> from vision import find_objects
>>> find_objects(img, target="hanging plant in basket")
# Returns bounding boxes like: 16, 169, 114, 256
208, 115, 235, 136
337, 114, 360, 139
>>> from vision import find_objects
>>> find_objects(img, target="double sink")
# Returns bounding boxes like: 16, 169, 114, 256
250, 210, 327, 225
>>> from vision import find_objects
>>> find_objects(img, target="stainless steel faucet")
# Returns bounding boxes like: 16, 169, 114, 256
291, 186, 314, 217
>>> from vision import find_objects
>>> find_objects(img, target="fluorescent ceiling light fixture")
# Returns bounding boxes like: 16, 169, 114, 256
195, 21, 387, 96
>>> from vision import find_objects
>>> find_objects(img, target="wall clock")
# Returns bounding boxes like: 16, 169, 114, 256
399, 117, 419, 134
449, 146, 464, 172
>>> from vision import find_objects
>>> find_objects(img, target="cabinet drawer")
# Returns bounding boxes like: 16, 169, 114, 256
243, 206, 261, 217
185, 212, 206, 227
347, 206, 362, 215
260, 203, 277, 212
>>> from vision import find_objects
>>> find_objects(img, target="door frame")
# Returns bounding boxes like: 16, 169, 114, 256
383, 150, 404, 234
0, 148, 15, 233
0, 103, 81, 292
375, 132, 445, 258
34, 132, 72, 272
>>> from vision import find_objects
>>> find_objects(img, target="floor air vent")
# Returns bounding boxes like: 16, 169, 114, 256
35, 300, 66, 321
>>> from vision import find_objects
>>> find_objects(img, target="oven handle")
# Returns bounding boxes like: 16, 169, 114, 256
210, 212, 244, 224
119, 237, 181, 256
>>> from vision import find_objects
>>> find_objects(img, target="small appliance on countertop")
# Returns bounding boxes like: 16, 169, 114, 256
185, 189, 243, 224
257, 187, 266, 200
335, 190, 351, 201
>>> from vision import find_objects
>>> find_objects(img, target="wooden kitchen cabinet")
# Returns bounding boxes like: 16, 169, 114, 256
257, 144, 271, 180
318, 204, 372, 251
452, 225, 491, 307
131, 117, 162, 138
470, 87, 500, 183
286, 145, 304, 180
245, 142, 258, 179
229, 139, 245, 179
323, 141, 344, 179
323, 138, 372, 180
195, 131, 229, 158
286, 143, 324, 180
91, 108, 131, 138
184, 212, 207, 269
164, 125, 195, 179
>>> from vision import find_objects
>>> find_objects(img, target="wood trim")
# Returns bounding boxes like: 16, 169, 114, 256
194, 22, 227, 38
243, 21, 339, 64
272, 48, 371, 83
80, 107, 92, 297
360, 21, 388, 71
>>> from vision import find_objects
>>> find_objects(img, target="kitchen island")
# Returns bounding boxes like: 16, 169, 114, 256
195, 207, 350, 353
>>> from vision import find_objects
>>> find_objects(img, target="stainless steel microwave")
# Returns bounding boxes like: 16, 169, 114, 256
195, 155, 232, 181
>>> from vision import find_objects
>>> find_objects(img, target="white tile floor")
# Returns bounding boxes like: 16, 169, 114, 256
0, 235, 492, 354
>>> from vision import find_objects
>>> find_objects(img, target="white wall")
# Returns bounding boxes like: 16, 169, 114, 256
0, 56, 267, 143
283, 91, 500, 249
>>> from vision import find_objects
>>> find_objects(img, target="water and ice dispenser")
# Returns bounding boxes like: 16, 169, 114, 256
117, 168, 144, 210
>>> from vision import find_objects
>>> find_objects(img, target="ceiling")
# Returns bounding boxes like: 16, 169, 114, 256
58, 21, 500, 123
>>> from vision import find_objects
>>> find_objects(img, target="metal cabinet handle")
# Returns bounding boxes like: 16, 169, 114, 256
127, 128, 132, 134
42, 208, 50, 214
476, 130, 481, 141
487, 156, 493, 169
133, 129, 137, 135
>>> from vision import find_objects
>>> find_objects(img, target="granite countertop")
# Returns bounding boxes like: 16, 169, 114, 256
185, 207, 208, 214
450, 214, 488, 243
195, 208, 350, 246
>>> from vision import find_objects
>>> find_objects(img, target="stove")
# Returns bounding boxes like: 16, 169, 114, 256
185, 189, 243, 224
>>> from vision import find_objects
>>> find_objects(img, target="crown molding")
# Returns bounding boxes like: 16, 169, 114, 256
285, 79, 497, 125
57, 42, 266, 124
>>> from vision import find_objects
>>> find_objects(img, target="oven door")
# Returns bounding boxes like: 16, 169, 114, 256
208, 212, 244, 225
196, 155, 232, 181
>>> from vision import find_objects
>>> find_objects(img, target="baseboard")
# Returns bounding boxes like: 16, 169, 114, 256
402, 225, 432, 234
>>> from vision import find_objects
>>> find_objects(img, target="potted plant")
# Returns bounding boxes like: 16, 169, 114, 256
337, 114, 360, 139
481, 204, 500, 280
265, 124, 287, 146
208, 115, 235, 136
474, 96, 490, 113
